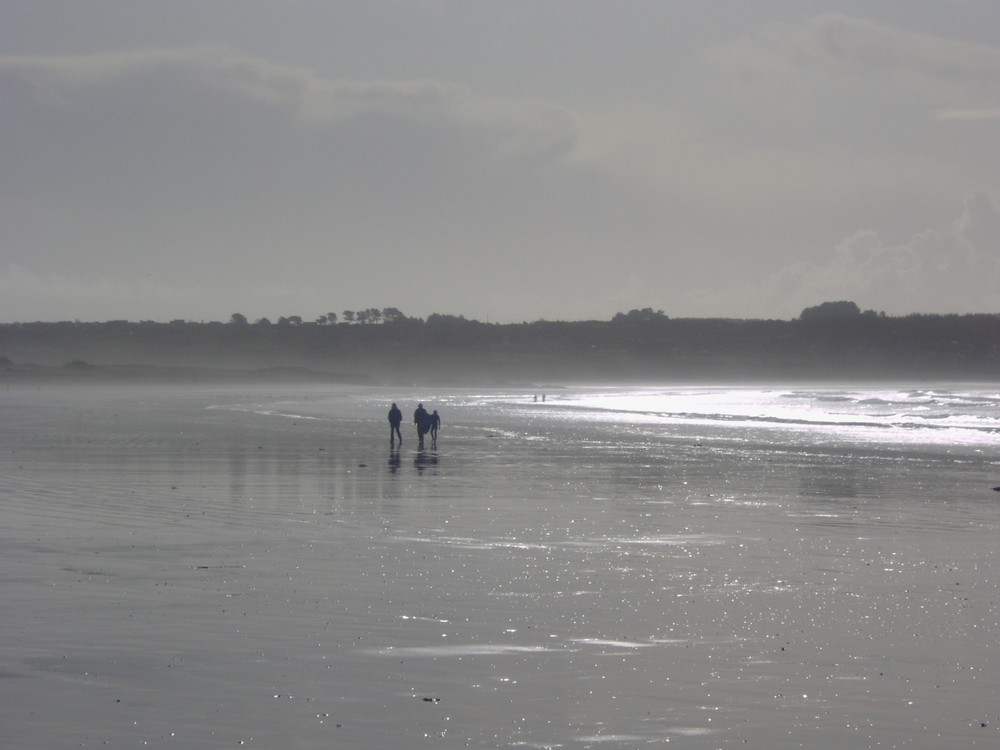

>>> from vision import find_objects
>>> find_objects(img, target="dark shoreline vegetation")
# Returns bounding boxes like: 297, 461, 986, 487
2, 303, 999, 385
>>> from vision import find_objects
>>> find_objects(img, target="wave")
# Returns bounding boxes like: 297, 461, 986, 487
530, 385, 1000, 446
563, 405, 999, 435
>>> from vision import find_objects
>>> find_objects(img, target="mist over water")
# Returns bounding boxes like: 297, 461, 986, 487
1, 382, 998, 748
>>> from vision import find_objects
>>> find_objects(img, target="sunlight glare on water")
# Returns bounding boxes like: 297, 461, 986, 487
520, 385, 1000, 449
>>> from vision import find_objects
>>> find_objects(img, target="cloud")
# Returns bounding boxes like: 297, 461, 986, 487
714, 191, 1000, 318
708, 13, 1000, 87
704, 13, 1000, 123
0, 46, 577, 161
0, 55, 574, 221
565, 13, 998, 245
0, 46, 583, 241
0, 46, 611, 322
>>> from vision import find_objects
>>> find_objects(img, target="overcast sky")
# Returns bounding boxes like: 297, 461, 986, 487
2, 1, 998, 323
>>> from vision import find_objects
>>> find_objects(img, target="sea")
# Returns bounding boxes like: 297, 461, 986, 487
1, 381, 998, 749
457, 383, 1000, 446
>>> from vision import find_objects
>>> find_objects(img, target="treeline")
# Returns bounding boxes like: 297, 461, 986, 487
229, 307, 407, 326
1, 304, 999, 383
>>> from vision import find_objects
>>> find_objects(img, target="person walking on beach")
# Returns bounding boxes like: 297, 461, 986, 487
430, 410, 441, 441
388, 402, 403, 447
414, 403, 428, 430
414, 403, 429, 446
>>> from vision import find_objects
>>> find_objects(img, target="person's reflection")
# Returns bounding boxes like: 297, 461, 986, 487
388, 447, 401, 474
414, 448, 439, 474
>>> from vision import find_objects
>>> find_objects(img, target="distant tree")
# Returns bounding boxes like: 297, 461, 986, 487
288, 315, 303, 326
229, 313, 248, 326
612, 307, 668, 323
427, 313, 467, 325
254, 317, 272, 327
367, 308, 383, 325
799, 301, 861, 322
382, 307, 405, 323
327, 312, 338, 325
343, 310, 355, 324
355, 310, 370, 325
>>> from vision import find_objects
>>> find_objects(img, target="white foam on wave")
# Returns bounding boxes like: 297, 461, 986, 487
530, 385, 1000, 448
392, 535, 551, 551
571, 638, 653, 649
564, 534, 728, 548
372, 644, 562, 657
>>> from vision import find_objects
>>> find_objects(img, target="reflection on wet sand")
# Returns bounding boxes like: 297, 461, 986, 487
414, 448, 439, 474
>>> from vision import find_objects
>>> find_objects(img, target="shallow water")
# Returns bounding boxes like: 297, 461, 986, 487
1, 383, 998, 749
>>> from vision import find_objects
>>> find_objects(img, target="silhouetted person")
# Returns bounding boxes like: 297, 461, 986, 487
430, 410, 441, 441
413, 403, 427, 426
414, 403, 429, 446
388, 402, 403, 446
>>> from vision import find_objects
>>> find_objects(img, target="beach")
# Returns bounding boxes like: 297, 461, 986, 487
1, 383, 997, 749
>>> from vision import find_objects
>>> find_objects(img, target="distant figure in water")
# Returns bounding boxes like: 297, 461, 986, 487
430, 410, 441, 440
388, 402, 403, 446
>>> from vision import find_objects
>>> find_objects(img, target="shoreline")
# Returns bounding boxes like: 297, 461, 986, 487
2, 360, 997, 388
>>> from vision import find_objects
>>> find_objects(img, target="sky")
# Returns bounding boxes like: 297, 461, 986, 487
2, 1, 999, 324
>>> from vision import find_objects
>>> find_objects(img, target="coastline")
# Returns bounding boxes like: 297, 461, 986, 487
2, 359, 998, 390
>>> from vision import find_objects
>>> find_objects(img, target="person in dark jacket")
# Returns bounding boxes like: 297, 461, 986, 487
388, 403, 403, 446
414, 403, 429, 447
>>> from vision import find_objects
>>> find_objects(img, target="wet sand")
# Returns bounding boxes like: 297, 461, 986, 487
1, 384, 997, 749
